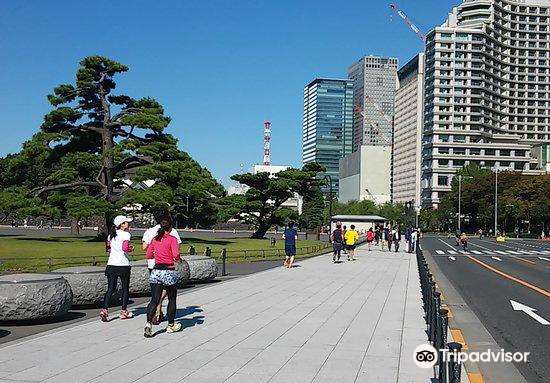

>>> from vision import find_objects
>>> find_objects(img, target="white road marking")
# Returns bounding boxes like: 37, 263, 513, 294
483, 250, 496, 254
510, 300, 550, 326
494, 250, 507, 255
471, 250, 483, 255
448, 250, 458, 255
436, 250, 445, 255
448, 256, 456, 261
538, 257, 550, 262
459, 250, 469, 255
491, 256, 502, 262
505, 251, 520, 254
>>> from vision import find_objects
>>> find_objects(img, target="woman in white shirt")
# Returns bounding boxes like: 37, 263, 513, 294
100, 215, 134, 322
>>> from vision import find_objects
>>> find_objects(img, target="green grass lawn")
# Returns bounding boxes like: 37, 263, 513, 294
0, 234, 330, 272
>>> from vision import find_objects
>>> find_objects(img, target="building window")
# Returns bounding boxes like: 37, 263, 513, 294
438, 176, 448, 186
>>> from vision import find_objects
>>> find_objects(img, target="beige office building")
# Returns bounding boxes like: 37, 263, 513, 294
422, 0, 550, 207
392, 53, 425, 206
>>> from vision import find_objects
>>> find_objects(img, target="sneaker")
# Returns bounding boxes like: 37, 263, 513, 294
100, 309, 108, 322
166, 322, 182, 333
144, 324, 153, 338
119, 310, 134, 319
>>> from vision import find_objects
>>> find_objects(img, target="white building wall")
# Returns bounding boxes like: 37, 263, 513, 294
392, 53, 424, 206
339, 145, 392, 204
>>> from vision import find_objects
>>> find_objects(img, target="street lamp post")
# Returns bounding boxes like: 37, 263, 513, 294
323, 175, 333, 231
457, 175, 473, 234
494, 167, 499, 236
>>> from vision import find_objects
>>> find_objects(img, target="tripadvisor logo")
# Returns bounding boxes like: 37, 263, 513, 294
413, 344, 438, 368
414, 344, 530, 368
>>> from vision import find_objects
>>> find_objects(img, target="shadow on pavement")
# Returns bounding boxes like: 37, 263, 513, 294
0, 329, 11, 338
132, 305, 204, 320
0, 311, 86, 326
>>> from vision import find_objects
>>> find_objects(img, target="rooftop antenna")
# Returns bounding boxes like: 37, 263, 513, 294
263, 121, 271, 165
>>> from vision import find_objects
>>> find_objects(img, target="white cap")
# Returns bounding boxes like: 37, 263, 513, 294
113, 215, 133, 227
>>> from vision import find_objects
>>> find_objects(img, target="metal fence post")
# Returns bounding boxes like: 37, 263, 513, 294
221, 248, 226, 276
431, 291, 441, 342
447, 342, 463, 383
48, 257, 53, 271
437, 309, 449, 382
244, 250, 247, 259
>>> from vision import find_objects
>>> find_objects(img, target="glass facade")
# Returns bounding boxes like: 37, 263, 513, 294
303, 78, 354, 196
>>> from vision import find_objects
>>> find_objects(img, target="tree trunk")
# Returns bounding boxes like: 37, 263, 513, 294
251, 223, 270, 239
70, 217, 80, 235
99, 79, 114, 235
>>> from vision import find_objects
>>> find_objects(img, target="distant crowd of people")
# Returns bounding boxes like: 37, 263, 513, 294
328, 222, 421, 263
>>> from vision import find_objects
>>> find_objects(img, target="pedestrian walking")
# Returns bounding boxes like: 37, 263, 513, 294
330, 222, 345, 262
366, 228, 375, 251
344, 225, 359, 261
478, 228, 483, 239
142, 216, 182, 324
387, 227, 394, 252
381, 227, 389, 251
411, 229, 421, 253
100, 215, 134, 322
282, 222, 298, 268
144, 217, 182, 337
375, 227, 380, 246
392, 227, 401, 252
342, 225, 348, 255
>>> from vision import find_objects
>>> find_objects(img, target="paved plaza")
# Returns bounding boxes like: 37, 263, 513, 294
0, 244, 431, 383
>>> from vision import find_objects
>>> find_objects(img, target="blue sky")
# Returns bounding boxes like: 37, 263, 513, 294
0, 0, 460, 187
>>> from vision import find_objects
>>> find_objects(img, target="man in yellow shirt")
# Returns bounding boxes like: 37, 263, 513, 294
344, 224, 359, 261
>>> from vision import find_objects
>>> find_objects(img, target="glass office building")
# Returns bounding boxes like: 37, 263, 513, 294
303, 78, 354, 196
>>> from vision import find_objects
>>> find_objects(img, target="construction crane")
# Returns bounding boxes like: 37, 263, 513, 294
353, 102, 391, 145
390, 3, 426, 42
365, 95, 393, 124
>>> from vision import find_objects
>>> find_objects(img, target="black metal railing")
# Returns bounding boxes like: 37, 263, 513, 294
416, 245, 463, 383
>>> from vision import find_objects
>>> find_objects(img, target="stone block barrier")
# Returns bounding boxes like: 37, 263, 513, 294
0, 273, 73, 321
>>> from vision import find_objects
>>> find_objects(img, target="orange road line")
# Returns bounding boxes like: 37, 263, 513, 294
511, 255, 536, 265
468, 373, 485, 383
450, 329, 469, 350
466, 256, 550, 298
441, 304, 453, 317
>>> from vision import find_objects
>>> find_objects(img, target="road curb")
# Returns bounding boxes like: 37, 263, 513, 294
423, 248, 527, 383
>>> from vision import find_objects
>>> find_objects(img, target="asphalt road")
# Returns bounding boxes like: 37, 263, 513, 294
421, 235, 550, 383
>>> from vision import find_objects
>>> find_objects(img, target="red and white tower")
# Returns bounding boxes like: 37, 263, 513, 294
263, 121, 271, 165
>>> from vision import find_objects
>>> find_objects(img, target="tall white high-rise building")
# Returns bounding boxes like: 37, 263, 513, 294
392, 53, 425, 206
422, 0, 550, 207
348, 55, 398, 151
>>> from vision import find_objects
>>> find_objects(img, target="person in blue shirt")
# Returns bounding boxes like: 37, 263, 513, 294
282, 222, 298, 268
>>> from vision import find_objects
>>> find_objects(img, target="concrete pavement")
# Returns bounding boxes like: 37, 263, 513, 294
0, 244, 431, 383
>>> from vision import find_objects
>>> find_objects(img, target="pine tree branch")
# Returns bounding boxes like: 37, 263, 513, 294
30, 181, 103, 197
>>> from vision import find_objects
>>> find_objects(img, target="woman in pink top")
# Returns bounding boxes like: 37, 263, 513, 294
144, 217, 182, 337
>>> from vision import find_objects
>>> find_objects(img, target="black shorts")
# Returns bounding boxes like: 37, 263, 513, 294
105, 265, 131, 278
285, 246, 296, 256
366, 239, 373, 243
346, 244, 356, 250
